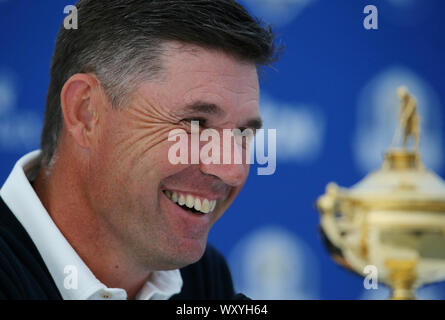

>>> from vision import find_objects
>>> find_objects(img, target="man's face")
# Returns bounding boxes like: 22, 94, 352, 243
86, 43, 261, 270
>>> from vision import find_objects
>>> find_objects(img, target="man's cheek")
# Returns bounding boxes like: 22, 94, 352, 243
213, 185, 242, 220
126, 142, 176, 186
244, 162, 251, 178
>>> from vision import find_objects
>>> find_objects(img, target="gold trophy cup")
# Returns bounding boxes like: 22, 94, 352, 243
317, 87, 445, 299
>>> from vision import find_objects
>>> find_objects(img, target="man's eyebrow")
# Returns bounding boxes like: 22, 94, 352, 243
175, 100, 262, 130
175, 101, 227, 117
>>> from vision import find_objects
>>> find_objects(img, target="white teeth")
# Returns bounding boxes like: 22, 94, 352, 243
164, 190, 217, 215
186, 195, 194, 208
194, 198, 202, 211
201, 199, 210, 214
210, 200, 216, 212
178, 194, 185, 206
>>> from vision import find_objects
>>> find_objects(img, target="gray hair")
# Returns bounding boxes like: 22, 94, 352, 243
41, 0, 280, 167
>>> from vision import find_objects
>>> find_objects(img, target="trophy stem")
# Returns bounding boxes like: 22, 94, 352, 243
386, 259, 417, 300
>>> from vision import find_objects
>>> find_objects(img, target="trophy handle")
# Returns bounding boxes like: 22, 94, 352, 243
317, 183, 345, 251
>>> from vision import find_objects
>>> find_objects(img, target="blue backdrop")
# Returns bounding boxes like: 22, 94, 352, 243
1, 0, 444, 299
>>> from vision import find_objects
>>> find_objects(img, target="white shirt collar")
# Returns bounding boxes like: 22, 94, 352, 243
0, 150, 183, 300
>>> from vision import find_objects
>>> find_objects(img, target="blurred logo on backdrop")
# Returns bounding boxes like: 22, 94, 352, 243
0, 69, 42, 152
228, 226, 320, 299
353, 66, 443, 174
258, 95, 325, 164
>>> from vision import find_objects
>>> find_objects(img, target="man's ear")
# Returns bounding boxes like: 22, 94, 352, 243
60, 73, 104, 149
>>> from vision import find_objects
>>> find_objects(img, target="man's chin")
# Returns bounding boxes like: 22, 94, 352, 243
179, 238, 208, 265
156, 238, 207, 270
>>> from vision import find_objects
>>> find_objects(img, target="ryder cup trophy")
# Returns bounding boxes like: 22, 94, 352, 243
317, 87, 445, 300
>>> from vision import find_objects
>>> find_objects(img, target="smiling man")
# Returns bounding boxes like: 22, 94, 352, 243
0, 0, 277, 300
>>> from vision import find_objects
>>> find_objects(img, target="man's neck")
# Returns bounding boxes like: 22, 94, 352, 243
32, 157, 150, 299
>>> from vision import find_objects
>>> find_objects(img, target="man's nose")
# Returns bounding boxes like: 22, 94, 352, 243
199, 162, 249, 187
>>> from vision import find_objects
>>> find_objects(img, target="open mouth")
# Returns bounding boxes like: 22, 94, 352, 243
163, 190, 217, 215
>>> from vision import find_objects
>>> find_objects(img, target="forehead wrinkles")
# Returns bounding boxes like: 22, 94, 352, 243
136, 44, 260, 121
183, 80, 260, 127
170, 68, 259, 104
183, 77, 259, 107
175, 64, 258, 89
176, 65, 259, 115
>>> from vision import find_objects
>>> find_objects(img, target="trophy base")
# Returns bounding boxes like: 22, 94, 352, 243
390, 292, 416, 300
387, 259, 417, 300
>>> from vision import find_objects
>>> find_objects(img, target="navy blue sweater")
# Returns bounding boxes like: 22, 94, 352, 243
0, 198, 235, 300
